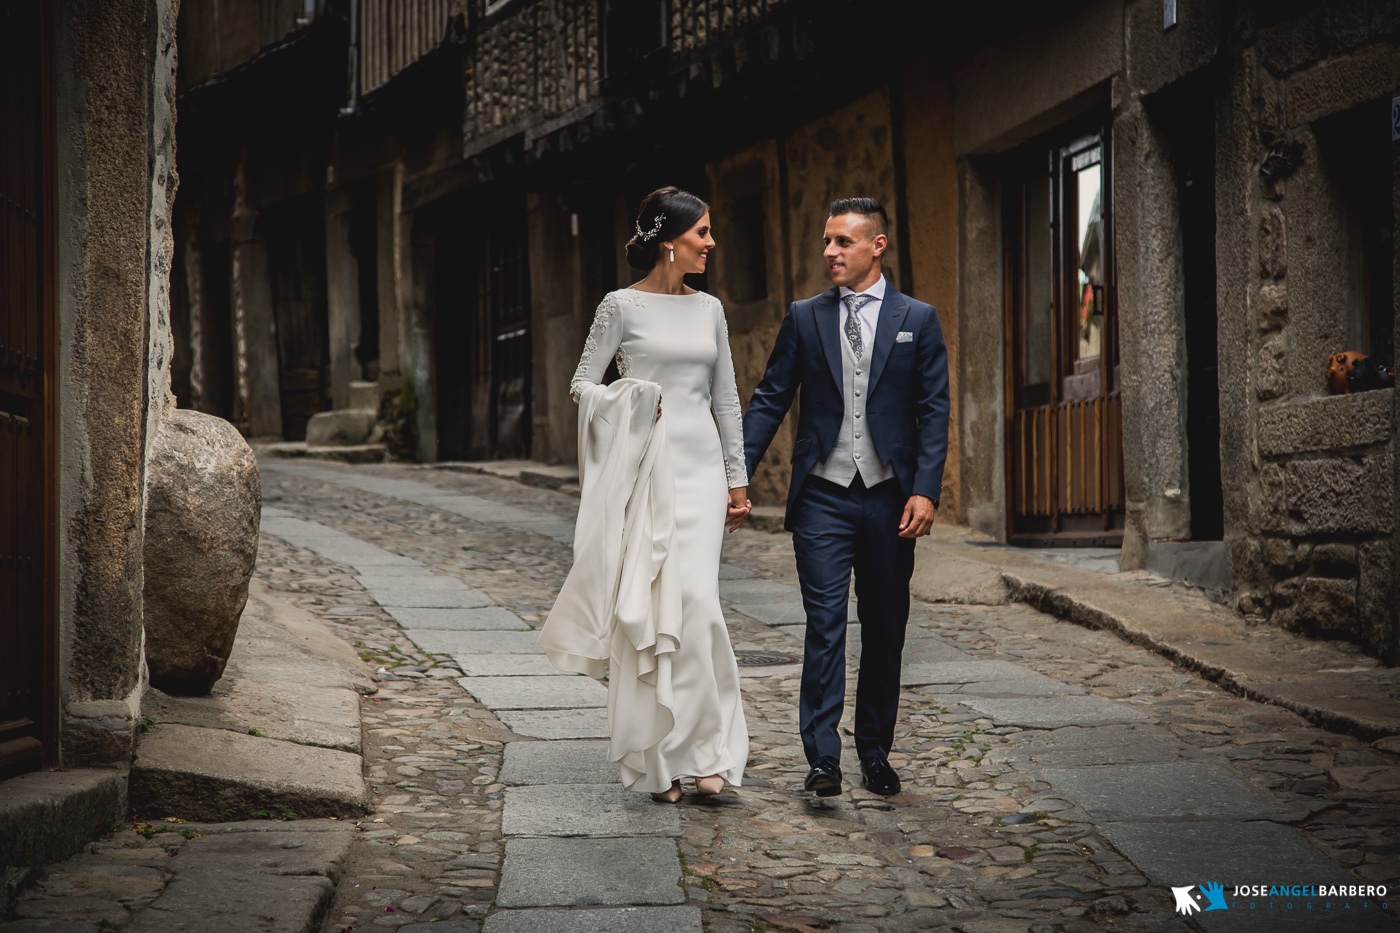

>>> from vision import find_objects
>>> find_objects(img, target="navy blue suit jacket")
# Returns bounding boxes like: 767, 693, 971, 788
743, 284, 950, 530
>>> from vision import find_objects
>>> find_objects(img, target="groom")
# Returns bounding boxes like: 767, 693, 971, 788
742, 198, 949, 797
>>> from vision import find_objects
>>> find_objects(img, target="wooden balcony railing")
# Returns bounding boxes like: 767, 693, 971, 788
359, 0, 455, 94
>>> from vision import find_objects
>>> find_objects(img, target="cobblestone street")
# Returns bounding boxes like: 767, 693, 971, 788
250, 457, 1399, 933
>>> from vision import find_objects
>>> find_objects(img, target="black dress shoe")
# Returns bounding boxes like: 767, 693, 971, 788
804, 757, 842, 797
860, 757, 902, 796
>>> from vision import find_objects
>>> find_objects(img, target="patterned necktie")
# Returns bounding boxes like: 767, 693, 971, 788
842, 294, 872, 358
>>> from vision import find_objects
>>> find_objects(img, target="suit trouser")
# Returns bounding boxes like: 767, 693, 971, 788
791, 473, 916, 765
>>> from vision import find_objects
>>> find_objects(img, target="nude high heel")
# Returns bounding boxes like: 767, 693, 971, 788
695, 775, 725, 797
651, 780, 682, 803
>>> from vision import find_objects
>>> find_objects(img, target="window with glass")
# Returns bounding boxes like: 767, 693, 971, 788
1005, 127, 1123, 544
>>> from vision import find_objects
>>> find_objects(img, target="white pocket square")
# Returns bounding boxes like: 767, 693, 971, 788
895, 331, 914, 343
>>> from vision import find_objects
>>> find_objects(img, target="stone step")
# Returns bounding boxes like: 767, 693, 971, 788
130, 724, 367, 821
259, 441, 386, 464
347, 379, 379, 411
305, 409, 377, 447
0, 769, 126, 869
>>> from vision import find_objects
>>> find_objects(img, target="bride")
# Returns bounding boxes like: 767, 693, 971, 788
538, 186, 751, 802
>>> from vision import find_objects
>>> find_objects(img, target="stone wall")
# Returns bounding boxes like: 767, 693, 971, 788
56, 0, 180, 766
1222, 7, 1400, 660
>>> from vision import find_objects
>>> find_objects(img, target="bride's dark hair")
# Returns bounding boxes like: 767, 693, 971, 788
625, 187, 709, 272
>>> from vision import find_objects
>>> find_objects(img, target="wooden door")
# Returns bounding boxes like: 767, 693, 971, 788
0, 0, 56, 777
1006, 129, 1124, 546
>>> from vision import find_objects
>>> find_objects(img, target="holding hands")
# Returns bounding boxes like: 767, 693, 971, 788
727, 487, 752, 532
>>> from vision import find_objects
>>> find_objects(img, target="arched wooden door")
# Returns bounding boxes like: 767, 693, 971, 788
1, 0, 57, 777
1005, 127, 1124, 546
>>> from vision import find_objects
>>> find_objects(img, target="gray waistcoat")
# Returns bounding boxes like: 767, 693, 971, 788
810, 324, 896, 488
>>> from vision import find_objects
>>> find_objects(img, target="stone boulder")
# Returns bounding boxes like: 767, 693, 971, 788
143, 409, 261, 695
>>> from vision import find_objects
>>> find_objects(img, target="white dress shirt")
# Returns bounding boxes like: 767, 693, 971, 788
838, 274, 886, 349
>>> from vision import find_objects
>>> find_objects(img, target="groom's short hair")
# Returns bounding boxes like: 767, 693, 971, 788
829, 197, 888, 238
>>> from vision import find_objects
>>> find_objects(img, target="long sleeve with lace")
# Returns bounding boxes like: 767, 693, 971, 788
570, 292, 623, 403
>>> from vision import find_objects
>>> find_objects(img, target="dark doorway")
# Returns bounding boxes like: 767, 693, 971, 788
348, 184, 380, 380
0, 0, 56, 777
198, 238, 236, 420
264, 196, 330, 441
1167, 86, 1224, 542
433, 192, 532, 461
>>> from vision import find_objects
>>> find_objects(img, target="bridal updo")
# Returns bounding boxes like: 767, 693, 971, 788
625, 187, 709, 272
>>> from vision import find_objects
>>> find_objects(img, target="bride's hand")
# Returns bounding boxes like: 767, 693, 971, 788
726, 487, 752, 533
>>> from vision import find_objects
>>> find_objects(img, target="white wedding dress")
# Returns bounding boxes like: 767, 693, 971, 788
560, 287, 750, 793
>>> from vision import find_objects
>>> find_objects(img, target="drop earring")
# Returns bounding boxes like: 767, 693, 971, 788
669, 246, 675, 263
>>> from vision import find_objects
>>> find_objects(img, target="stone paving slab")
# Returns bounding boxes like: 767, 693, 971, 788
339, 552, 425, 568
1037, 762, 1298, 822
369, 586, 495, 609
728, 600, 814, 625
901, 659, 1038, 683
482, 906, 703, 933
126, 868, 337, 933
987, 723, 1187, 767
496, 837, 684, 907
511, 520, 577, 544
900, 660, 1084, 695
1101, 821, 1396, 931
497, 708, 610, 740
958, 695, 1151, 728
500, 740, 617, 786
385, 607, 529, 630
355, 573, 473, 590
902, 637, 971, 664
459, 675, 607, 710
404, 630, 542, 655
456, 654, 562, 676
717, 563, 755, 579
957, 677, 1087, 696
502, 784, 682, 837
718, 579, 800, 601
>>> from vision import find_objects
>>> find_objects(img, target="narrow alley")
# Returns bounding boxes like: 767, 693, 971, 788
80, 458, 1400, 932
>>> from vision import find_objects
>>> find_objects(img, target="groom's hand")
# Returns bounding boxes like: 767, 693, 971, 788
897, 495, 936, 538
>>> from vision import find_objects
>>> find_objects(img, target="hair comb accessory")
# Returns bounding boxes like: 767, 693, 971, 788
635, 212, 666, 242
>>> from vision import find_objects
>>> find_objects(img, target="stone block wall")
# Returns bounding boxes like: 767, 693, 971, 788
1246, 391, 1396, 657
1224, 6, 1400, 661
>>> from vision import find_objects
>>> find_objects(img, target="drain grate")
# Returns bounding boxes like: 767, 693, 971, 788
733, 651, 800, 667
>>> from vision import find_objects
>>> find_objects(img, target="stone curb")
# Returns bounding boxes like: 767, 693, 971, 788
1001, 571, 1400, 741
